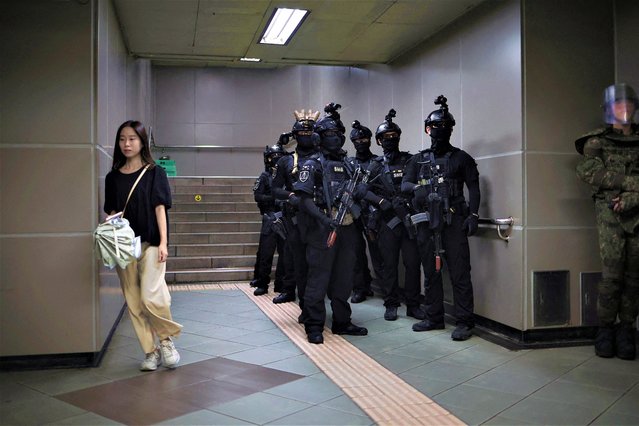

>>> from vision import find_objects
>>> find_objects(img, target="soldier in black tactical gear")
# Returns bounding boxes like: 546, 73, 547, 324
250, 143, 288, 296
358, 109, 426, 322
575, 83, 639, 360
347, 120, 384, 303
402, 95, 480, 341
270, 110, 321, 306
292, 103, 368, 344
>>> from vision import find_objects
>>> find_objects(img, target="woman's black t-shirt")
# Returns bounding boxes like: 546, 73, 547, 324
104, 165, 172, 246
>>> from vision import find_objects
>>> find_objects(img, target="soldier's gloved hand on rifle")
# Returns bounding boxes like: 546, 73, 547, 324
378, 198, 393, 212
352, 183, 368, 201
321, 216, 339, 230
392, 196, 408, 214
462, 214, 479, 236
288, 193, 300, 208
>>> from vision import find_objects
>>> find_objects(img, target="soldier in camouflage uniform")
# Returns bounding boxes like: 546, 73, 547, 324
575, 83, 639, 360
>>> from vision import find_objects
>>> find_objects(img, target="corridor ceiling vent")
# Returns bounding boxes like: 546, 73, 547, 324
259, 8, 309, 45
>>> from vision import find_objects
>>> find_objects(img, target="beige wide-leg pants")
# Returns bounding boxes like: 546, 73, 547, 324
116, 244, 183, 354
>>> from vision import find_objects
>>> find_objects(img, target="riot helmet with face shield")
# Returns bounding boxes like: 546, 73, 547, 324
314, 102, 346, 154
375, 109, 402, 154
350, 120, 373, 155
292, 109, 320, 151
602, 83, 638, 125
425, 95, 456, 154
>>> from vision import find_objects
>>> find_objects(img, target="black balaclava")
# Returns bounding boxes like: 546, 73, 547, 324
315, 103, 346, 157
375, 109, 402, 162
424, 95, 456, 155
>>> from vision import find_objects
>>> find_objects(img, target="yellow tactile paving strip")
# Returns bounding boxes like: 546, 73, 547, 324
170, 282, 465, 426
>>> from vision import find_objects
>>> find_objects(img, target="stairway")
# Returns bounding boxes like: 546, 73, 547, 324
165, 177, 262, 284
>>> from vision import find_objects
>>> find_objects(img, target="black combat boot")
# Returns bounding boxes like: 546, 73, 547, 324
350, 291, 367, 304
594, 326, 615, 358
253, 287, 268, 296
615, 324, 637, 361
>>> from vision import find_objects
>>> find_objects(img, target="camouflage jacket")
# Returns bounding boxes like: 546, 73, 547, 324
575, 126, 639, 232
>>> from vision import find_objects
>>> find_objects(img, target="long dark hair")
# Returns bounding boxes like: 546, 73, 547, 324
111, 120, 156, 170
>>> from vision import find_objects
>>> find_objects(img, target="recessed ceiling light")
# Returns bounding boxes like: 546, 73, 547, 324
259, 8, 309, 45
240, 57, 261, 62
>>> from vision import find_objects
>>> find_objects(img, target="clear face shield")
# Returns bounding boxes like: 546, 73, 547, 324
603, 84, 638, 125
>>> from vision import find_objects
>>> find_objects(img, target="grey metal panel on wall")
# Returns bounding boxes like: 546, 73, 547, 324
532, 270, 570, 327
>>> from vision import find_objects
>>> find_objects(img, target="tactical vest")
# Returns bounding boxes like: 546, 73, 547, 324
371, 153, 411, 199
417, 150, 464, 204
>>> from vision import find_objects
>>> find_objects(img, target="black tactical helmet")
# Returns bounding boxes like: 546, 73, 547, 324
424, 95, 456, 131
263, 143, 286, 167
350, 120, 372, 141
314, 103, 346, 135
375, 109, 402, 141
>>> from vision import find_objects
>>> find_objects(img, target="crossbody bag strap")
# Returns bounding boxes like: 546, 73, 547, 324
122, 164, 150, 217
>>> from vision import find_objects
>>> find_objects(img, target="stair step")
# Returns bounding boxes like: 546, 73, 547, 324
169, 177, 255, 186
172, 202, 257, 213
167, 254, 266, 269
171, 222, 260, 233
170, 212, 261, 222
166, 268, 254, 284
171, 232, 260, 244
172, 193, 254, 203
171, 185, 253, 194
173, 243, 258, 257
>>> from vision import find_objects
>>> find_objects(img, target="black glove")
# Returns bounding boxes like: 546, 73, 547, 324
288, 194, 300, 208
322, 216, 338, 230
391, 196, 405, 210
462, 214, 479, 236
379, 198, 393, 212
352, 183, 368, 201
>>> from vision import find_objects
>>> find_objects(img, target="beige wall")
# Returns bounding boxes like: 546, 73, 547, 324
0, 0, 96, 356
523, 0, 614, 329
0, 0, 151, 357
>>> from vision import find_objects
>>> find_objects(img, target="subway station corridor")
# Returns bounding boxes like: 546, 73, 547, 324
2, 283, 638, 426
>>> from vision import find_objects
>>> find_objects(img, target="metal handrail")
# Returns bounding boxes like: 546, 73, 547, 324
478, 216, 514, 241
150, 140, 264, 153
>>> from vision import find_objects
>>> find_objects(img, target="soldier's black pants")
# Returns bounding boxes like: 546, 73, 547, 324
377, 222, 421, 308
254, 230, 285, 289
352, 224, 384, 294
277, 216, 307, 302
304, 222, 357, 334
416, 215, 475, 327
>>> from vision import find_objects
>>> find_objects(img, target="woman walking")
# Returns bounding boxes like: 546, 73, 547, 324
104, 120, 182, 371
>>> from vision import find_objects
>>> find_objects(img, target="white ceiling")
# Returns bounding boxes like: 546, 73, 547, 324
113, 0, 486, 68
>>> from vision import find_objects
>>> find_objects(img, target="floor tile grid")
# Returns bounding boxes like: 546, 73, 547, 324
232, 284, 465, 426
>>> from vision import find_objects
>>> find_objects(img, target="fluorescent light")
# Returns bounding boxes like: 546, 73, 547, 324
260, 8, 309, 45
240, 57, 261, 62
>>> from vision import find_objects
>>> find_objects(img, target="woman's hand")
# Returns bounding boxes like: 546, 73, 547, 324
158, 242, 168, 263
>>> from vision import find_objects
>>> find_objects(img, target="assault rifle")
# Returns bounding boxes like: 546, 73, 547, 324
411, 152, 451, 272
327, 166, 369, 248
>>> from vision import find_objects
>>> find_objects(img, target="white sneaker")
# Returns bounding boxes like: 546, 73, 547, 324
160, 338, 180, 368
140, 349, 161, 371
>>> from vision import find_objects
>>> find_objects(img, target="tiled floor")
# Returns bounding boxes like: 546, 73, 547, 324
1, 283, 638, 425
